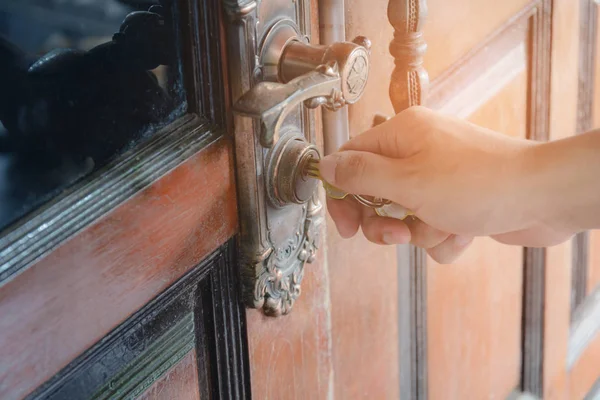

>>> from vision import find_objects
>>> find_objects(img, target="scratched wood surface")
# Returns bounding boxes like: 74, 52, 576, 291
242, 2, 336, 397
0, 137, 237, 400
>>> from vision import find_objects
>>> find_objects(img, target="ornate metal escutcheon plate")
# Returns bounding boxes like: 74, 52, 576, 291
224, 0, 369, 316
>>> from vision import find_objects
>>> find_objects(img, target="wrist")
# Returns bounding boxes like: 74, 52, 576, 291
517, 142, 564, 232
520, 133, 600, 234
496, 140, 548, 232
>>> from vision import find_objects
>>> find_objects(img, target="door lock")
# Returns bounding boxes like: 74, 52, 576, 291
229, 15, 371, 316
266, 132, 320, 207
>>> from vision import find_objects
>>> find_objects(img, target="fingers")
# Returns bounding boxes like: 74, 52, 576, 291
405, 218, 472, 263
328, 199, 473, 263
427, 234, 473, 264
327, 198, 361, 238
491, 226, 574, 247
360, 208, 411, 245
404, 218, 449, 249
339, 106, 432, 158
327, 198, 410, 244
318, 150, 414, 207
327, 196, 472, 263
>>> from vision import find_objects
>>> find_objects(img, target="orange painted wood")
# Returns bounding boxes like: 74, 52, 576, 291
425, 15, 531, 394
328, 1, 402, 397
245, 243, 334, 399
137, 351, 201, 400
243, 3, 335, 398
428, 10, 531, 118
327, 229, 400, 399
427, 239, 522, 399
468, 71, 528, 139
0, 137, 237, 400
569, 334, 600, 400
424, 0, 531, 80
542, 0, 583, 398
343, 1, 533, 399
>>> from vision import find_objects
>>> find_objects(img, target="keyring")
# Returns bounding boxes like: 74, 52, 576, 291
352, 194, 392, 208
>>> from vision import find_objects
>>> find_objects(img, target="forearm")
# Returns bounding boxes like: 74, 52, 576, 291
525, 129, 600, 233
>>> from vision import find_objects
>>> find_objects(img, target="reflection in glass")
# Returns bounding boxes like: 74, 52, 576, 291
0, 0, 187, 230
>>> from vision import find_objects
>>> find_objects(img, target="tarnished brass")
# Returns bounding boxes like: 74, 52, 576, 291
226, 1, 371, 316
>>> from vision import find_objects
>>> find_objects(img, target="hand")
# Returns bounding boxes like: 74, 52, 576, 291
320, 106, 575, 263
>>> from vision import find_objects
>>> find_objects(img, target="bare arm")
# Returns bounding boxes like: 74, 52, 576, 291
319, 107, 600, 263
526, 129, 600, 234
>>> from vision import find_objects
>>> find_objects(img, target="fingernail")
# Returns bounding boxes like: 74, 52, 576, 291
383, 232, 409, 245
319, 154, 338, 183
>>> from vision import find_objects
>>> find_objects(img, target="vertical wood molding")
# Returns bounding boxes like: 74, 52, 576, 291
522, 247, 547, 396
576, 0, 598, 136
520, 0, 553, 397
571, 0, 599, 315
397, 245, 428, 399
387, 1, 428, 398
572, 232, 590, 314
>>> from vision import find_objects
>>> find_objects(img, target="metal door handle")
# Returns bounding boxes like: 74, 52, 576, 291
233, 21, 370, 148
228, 17, 371, 316
234, 64, 341, 148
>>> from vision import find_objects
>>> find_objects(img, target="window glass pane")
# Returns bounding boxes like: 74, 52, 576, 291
0, 0, 187, 230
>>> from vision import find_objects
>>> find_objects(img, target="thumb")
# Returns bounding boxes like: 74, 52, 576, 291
319, 150, 408, 203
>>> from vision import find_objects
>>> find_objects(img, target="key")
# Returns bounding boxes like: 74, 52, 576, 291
304, 158, 351, 200
304, 158, 414, 220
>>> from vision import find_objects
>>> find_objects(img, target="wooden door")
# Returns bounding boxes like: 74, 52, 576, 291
342, 0, 600, 399
0, 0, 249, 398
0, 0, 375, 399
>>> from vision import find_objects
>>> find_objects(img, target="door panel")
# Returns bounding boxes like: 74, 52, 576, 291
342, 0, 580, 398
428, 48, 527, 396
428, 239, 523, 399
344, 0, 600, 398
544, 0, 600, 399
0, 137, 236, 399
468, 71, 528, 139
22, 242, 249, 400
427, 1, 548, 398
0, 0, 252, 398
327, 232, 400, 399
424, 0, 532, 80
244, 245, 334, 399
427, 66, 529, 397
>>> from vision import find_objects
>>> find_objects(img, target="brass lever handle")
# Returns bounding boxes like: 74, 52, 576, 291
232, 22, 370, 148
233, 62, 342, 148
